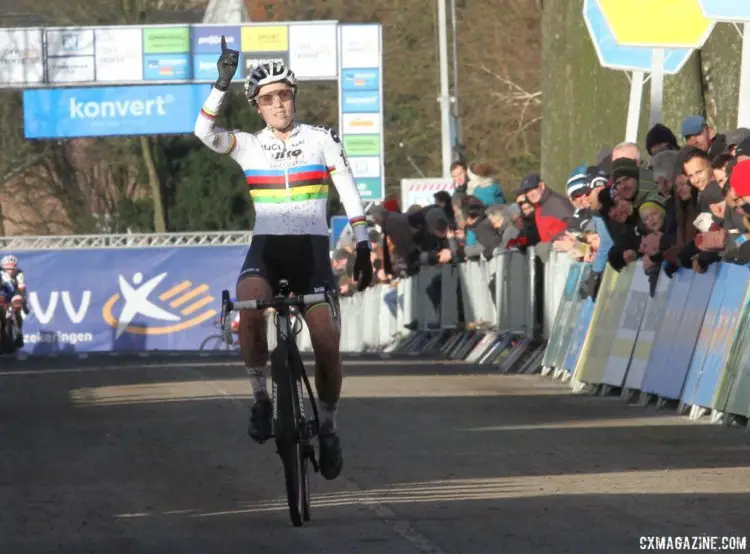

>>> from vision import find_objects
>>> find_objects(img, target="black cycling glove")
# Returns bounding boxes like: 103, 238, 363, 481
215, 36, 239, 92
352, 241, 373, 292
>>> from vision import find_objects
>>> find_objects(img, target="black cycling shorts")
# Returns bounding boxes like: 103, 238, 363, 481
238, 234, 336, 313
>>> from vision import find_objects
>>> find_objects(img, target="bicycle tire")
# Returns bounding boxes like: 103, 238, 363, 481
287, 338, 312, 522
199, 334, 227, 351
271, 341, 306, 527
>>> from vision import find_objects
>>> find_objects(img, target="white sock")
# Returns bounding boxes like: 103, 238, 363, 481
246, 366, 267, 400
319, 401, 338, 432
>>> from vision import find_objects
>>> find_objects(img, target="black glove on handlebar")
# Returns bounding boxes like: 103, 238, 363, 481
352, 241, 373, 292
215, 36, 239, 92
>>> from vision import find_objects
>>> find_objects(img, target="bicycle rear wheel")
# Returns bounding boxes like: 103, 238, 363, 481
271, 342, 308, 527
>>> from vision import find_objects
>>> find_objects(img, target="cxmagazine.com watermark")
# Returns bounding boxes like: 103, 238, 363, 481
640, 535, 747, 551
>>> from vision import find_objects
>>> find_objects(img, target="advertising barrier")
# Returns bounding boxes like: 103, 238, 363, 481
541, 262, 587, 371
680, 264, 749, 411
622, 269, 671, 393
337, 24, 385, 201
23, 83, 211, 139
13, 246, 246, 353
535, 254, 750, 425
601, 262, 649, 387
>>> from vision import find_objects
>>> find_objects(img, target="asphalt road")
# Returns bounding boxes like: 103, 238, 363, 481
2, 355, 749, 554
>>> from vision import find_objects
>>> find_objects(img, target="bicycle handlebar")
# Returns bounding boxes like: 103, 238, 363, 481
222, 291, 328, 313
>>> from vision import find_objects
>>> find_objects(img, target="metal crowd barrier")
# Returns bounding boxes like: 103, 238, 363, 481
286, 248, 572, 373
258, 248, 574, 374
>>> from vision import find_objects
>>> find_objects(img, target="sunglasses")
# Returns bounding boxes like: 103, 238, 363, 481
256, 89, 294, 107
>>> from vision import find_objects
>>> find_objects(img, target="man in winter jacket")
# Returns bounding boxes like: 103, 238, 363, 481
518, 173, 575, 243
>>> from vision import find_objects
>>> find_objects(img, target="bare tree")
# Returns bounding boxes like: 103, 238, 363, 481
457, 0, 542, 191
0, 0, 209, 235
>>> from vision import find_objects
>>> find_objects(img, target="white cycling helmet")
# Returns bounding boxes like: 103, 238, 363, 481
244, 61, 298, 104
1, 254, 17, 268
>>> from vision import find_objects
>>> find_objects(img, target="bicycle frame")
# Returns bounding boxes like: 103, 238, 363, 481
271, 300, 309, 436
219, 285, 331, 526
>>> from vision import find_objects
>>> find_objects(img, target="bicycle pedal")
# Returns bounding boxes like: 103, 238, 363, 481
309, 454, 320, 473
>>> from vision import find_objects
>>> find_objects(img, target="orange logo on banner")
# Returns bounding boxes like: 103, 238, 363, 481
101, 272, 216, 337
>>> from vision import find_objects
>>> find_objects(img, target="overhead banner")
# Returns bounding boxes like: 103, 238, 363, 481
288, 23, 338, 80
94, 28, 144, 82
338, 24, 384, 201
0, 22, 349, 87
13, 21, 385, 147
12, 247, 246, 354
46, 29, 95, 83
241, 25, 288, 52
0, 28, 43, 84
23, 83, 211, 139
191, 25, 243, 83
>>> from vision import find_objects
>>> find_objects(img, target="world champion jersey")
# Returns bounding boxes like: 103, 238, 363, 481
194, 87, 369, 242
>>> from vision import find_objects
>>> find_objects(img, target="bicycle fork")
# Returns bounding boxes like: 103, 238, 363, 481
273, 311, 320, 473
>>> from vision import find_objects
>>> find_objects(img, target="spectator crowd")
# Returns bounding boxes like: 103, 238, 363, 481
332, 114, 750, 321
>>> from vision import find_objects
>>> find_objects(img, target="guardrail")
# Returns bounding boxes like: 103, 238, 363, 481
325, 246, 750, 430
290, 247, 571, 375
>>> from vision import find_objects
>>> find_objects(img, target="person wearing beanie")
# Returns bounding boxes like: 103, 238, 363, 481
611, 157, 658, 210
637, 194, 675, 283
646, 123, 679, 156
566, 164, 592, 211
555, 165, 596, 255
638, 199, 667, 234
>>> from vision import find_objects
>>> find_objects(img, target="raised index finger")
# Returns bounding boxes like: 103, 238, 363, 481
221, 35, 227, 52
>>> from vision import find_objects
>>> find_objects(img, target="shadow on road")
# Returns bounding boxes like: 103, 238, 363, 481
2, 358, 750, 553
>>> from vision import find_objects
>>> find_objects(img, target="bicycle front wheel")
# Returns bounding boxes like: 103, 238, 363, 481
271, 343, 308, 527
199, 334, 227, 351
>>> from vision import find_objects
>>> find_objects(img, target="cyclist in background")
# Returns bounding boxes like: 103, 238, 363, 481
194, 37, 373, 480
1, 255, 28, 347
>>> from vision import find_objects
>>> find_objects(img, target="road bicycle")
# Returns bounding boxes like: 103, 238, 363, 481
0, 296, 24, 355
220, 280, 331, 527
199, 317, 240, 351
